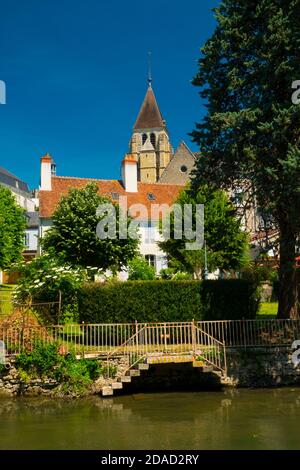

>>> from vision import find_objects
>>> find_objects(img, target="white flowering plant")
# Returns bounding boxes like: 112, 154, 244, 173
12, 254, 103, 323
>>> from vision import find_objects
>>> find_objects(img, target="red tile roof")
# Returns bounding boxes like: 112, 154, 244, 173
39, 176, 184, 220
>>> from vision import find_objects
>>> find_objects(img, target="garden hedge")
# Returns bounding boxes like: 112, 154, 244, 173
77, 280, 259, 323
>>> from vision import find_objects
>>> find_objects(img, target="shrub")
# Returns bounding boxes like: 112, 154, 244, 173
127, 257, 156, 280
16, 341, 61, 377
78, 279, 259, 323
12, 255, 100, 323
15, 341, 102, 393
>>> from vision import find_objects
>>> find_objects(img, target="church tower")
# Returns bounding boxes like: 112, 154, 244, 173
129, 82, 173, 183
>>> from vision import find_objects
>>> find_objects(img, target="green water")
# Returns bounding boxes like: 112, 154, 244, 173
1, 389, 300, 450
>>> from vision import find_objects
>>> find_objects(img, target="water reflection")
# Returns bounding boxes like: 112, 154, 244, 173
0, 389, 300, 449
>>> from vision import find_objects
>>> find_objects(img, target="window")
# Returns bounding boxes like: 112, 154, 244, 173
145, 221, 156, 243
24, 233, 30, 249
142, 133, 148, 145
180, 165, 188, 173
150, 133, 156, 148
147, 192, 156, 201
145, 254, 155, 267
111, 192, 119, 200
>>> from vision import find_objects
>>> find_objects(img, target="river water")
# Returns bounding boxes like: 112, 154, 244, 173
0, 389, 300, 450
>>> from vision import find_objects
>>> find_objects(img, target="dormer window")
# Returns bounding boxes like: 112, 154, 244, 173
142, 133, 148, 145
147, 192, 156, 201
111, 192, 119, 200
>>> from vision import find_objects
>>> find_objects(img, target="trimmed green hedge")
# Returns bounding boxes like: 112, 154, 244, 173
78, 280, 259, 323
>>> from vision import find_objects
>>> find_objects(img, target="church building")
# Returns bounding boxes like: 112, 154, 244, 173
38, 82, 197, 274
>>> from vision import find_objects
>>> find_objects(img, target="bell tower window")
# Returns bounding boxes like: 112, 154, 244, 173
150, 133, 156, 148
142, 133, 147, 145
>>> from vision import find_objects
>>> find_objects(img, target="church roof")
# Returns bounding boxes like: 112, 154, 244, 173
133, 86, 165, 130
39, 176, 184, 220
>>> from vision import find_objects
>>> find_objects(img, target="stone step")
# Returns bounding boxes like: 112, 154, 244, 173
202, 365, 214, 373
102, 386, 114, 397
138, 363, 149, 371
121, 376, 132, 383
129, 370, 140, 377
192, 360, 205, 368
213, 371, 222, 378
111, 382, 123, 390
147, 355, 194, 364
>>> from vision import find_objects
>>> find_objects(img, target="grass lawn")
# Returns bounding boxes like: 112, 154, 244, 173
257, 302, 278, 319
0, 285, 14, 320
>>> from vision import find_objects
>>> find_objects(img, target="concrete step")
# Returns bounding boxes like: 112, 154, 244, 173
129, 369, 140, 377
102, 386, 114, 397
202, 365, 214, 373
138, 363, 149, 370
112, 382, 123, 390
121, 376, 132, 383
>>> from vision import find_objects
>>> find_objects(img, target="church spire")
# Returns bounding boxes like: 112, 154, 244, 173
148, 51, 152, 88
133, 85, 165, 130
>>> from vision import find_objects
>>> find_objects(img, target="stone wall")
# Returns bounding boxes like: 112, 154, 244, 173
2, 348, 300, 397
0, 357, 128, 397
0, 366, 59, 397
227, 346, 300, 387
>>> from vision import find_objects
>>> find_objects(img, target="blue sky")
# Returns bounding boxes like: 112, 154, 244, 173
0, 0, 218, 189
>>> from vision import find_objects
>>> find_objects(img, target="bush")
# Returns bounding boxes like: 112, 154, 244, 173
127, 257, 156, 280
78, 279, 259, 323
15, 341, 102, 393
12, 255, 99, 323
16, 341, 61, 377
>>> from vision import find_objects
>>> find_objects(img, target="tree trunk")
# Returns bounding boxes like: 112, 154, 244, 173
277, 222, 298, 319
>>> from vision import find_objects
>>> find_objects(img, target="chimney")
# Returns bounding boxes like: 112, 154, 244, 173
40, 153, 54, 191
122, 154, 138, 193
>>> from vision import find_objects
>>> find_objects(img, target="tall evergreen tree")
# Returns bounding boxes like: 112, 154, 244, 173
191, 0, 300, 318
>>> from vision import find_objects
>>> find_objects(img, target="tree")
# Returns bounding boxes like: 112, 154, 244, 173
41, 183, 139, 272
13, 254, 95, 323
127, 256, 156, 280
159, 185, 248, 279
0, 186, 26, 271
191, 0, 300, 318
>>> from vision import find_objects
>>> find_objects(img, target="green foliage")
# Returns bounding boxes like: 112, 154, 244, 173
13, 255, 94, 323
0, 186, 27, 270
54, 354, 101, 392
159, 268, 192, 280
78, 279, 259, 323
41, 182, 139, 271
241, 265, 278, 284
159, 185, 249, 279
127, 256, 156, 280
15, 341, 102, 394
191, 0, 300, 317
16, 341, 61, 377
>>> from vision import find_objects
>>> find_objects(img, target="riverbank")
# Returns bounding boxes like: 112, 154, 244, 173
1, 344, 300, 397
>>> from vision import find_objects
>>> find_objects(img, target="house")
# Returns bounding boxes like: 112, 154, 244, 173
0, 166, 37, 212
0, 166, 38, 283
38, 83, 198, 274
24, 212, 39, 261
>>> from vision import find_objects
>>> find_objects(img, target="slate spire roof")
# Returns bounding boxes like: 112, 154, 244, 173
133, 85, 165, 130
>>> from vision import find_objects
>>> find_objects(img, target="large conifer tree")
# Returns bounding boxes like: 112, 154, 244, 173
191, 0, 300, 318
